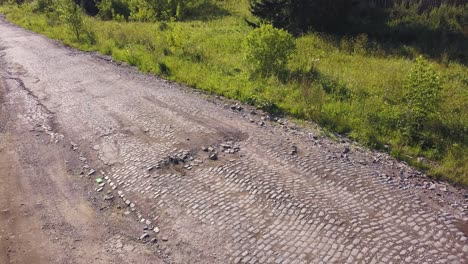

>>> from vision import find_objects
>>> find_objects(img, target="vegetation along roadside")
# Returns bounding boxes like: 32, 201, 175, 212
0, 0, 466, 185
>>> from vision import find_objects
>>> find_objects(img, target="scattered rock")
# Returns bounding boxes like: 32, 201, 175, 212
209, 152, 218, 161
140, 233, 149, 240
161, 236, 168, 242
343, 147, 350, 154
71, 142, 78, 151
230, 104, 243, 111
290, 145, 297, 155
153, 227, 160, 233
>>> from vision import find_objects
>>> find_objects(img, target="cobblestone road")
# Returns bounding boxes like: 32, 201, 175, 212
0, 19, 467, 264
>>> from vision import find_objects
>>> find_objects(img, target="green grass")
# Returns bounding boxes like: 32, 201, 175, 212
1, 2, 466, 185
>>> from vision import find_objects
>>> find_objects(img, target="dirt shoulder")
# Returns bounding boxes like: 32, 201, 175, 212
0, 78, 164, 264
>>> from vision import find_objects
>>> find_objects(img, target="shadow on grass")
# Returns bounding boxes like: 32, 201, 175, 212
183, 2, 231, 22
341, 21, 468, 65
286, 4, 468, 65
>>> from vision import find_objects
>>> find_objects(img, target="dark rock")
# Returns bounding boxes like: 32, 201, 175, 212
221, 143, 231, 149
290, 146, 298, 155
209, 153, 218, 160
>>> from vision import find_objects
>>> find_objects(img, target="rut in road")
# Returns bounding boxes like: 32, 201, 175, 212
0, 18, 467, 264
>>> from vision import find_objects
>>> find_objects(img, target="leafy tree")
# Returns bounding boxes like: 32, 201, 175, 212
57, 0, 84, 40
243, 24, 295, 77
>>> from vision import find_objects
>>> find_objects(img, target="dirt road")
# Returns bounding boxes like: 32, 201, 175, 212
0, 18, 467, 264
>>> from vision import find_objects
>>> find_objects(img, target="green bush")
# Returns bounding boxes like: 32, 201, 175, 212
167, 23, 188, 53
243, 24, 295, 78
403, 56, 441, 141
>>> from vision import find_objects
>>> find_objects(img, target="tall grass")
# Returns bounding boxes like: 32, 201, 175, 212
0, 2, 466, 185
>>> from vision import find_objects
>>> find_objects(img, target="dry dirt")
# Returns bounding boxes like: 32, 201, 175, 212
0, 17, 467, 264
0, 70, 165, 264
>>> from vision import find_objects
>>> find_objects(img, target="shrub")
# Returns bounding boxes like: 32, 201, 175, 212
56, 0, 84, 41
352, 34, 368, 55
167, 24, 188, 53
403, 56, 441, 141
243, 24, 295, 78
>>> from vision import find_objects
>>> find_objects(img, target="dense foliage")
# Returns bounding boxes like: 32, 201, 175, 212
0, 0, 466, 185
90, 0, 211, 21
250, 0, 468, 63
249, 0, 356, 33
243, 24, 295, 77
